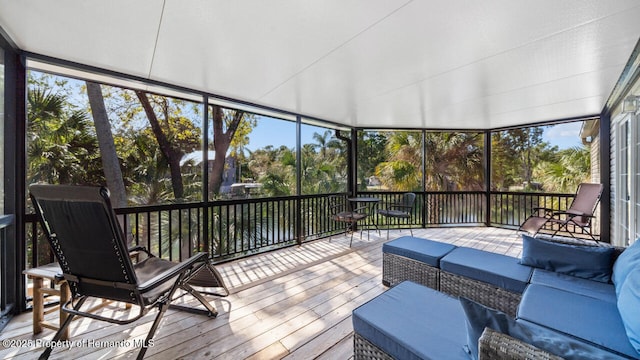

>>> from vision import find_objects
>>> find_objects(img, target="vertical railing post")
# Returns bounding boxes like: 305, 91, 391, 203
484, 130, 492, 226
202, 97, 210, 256
422, 130, 427, 228
295, 116, 303, 245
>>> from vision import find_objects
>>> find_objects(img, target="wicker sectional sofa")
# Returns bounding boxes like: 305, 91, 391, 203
353, 235, 640, 359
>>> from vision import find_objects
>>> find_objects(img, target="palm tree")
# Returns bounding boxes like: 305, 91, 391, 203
533, 146, 590, 193
376, 131, 423, 191
27, 87, 100, 185
425, 132, 484, 191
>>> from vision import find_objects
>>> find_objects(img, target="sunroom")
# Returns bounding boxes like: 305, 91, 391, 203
1, 1, 640, 359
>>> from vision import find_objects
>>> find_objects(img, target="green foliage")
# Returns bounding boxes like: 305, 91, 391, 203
424, 132, 484, 191
357, 132, 387, 190
375, 131, 423, 191
533, 146, 591, 192
27, 85, 103, 185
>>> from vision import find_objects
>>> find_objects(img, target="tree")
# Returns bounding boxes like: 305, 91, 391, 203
533, 146, 590, 192
27, 87, 101, 185
491, 127, 556, 191
357, 131, 387, 190
424, 132, 484, 191
248, 145, 296, 196
209, 106, 256, 196
375, 131, 423, 191
135, 91, 189, 200
86, 81, 127, 207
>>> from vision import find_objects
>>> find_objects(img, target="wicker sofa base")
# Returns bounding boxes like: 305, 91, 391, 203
354, 333, 393, 360
439, 271, 522, 318
479, 328, 563, 360
354, 329, 561, 360
382, 252, 440, 289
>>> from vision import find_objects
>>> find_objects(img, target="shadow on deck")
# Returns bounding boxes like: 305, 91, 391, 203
0, 227, 522, 359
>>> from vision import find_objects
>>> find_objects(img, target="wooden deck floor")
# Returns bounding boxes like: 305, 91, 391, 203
0, 227, 522, 359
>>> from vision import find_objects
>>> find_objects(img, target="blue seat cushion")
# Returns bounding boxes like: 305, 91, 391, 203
530, 268, 617, 303
520, 235, 614, 283
613, 239, 640, 296
440, 247, 532, 293
353, 281, 468, 360
461, 297, 629, 360
383, 236, 456, 267
518, 284, 637, 358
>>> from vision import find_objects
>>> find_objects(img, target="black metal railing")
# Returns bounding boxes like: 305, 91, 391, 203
24, 189, 596, 303
24, 190, 590, 269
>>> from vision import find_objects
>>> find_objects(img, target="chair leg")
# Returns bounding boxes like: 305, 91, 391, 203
137, 272, 187, 360
349, 221, 355, 247
177, 283, 218, 317
39, 297, 87, 360
137, 302, 168, 360
386, 217, 390, 240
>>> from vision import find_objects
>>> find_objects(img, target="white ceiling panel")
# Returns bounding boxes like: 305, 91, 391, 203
0, 0, 164, 78
1, 0, 640, 129
151, 0, 410, 99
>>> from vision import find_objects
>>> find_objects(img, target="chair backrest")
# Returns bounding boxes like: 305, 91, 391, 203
568, 183, 603, 217
399, 192, 416, 210
29, 185, 139, 302
328, 194, 347, 215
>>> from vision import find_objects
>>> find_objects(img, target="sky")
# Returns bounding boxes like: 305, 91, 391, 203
35, 71, 582, 153
245, 116, 585, 152
542, 121, 583, 150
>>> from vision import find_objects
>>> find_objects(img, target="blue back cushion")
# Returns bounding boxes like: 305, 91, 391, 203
520, 235, 614, 283
613, 239, 640, 296
617, 267, 640, 355
382, 236, 456, 267
530, 269, 617, 304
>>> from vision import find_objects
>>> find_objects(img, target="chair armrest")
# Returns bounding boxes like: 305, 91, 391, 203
530, 207, 555, 217
532, 207, 554, 211
478, 328, 563, 360
352, 205, 369, 213
128, 245, 147, 253
137, 252, 208, 292
553, 209, 593, 218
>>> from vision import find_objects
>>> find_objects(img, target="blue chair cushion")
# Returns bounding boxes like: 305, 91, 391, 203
460, 297, 628, 360
518, 284, 637, 358
613, 239, 640, 296
617, 267, 640, 355
520, 235, 614, 283
530, 268, 617, 303
352, 281, 468, 360
382, 236, 456, 267
440, 247, 532, 293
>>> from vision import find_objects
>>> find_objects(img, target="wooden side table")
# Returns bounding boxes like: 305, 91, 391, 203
23, 263, 70, 340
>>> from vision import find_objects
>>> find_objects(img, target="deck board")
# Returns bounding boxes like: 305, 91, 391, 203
0, 227, 522, 359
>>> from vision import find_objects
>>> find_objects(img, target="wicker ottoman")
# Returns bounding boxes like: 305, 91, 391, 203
353, 281, 469, 359
382, 236, 456, 289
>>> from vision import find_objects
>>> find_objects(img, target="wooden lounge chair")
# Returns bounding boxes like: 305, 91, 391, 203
30, 185, 219, 359
519, 183, 603, 241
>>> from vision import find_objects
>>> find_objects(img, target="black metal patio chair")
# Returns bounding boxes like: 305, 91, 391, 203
29, 184, 219, 360
377, 192, 416, 240
519, 183, 603, 241
329, 195, 369, 247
